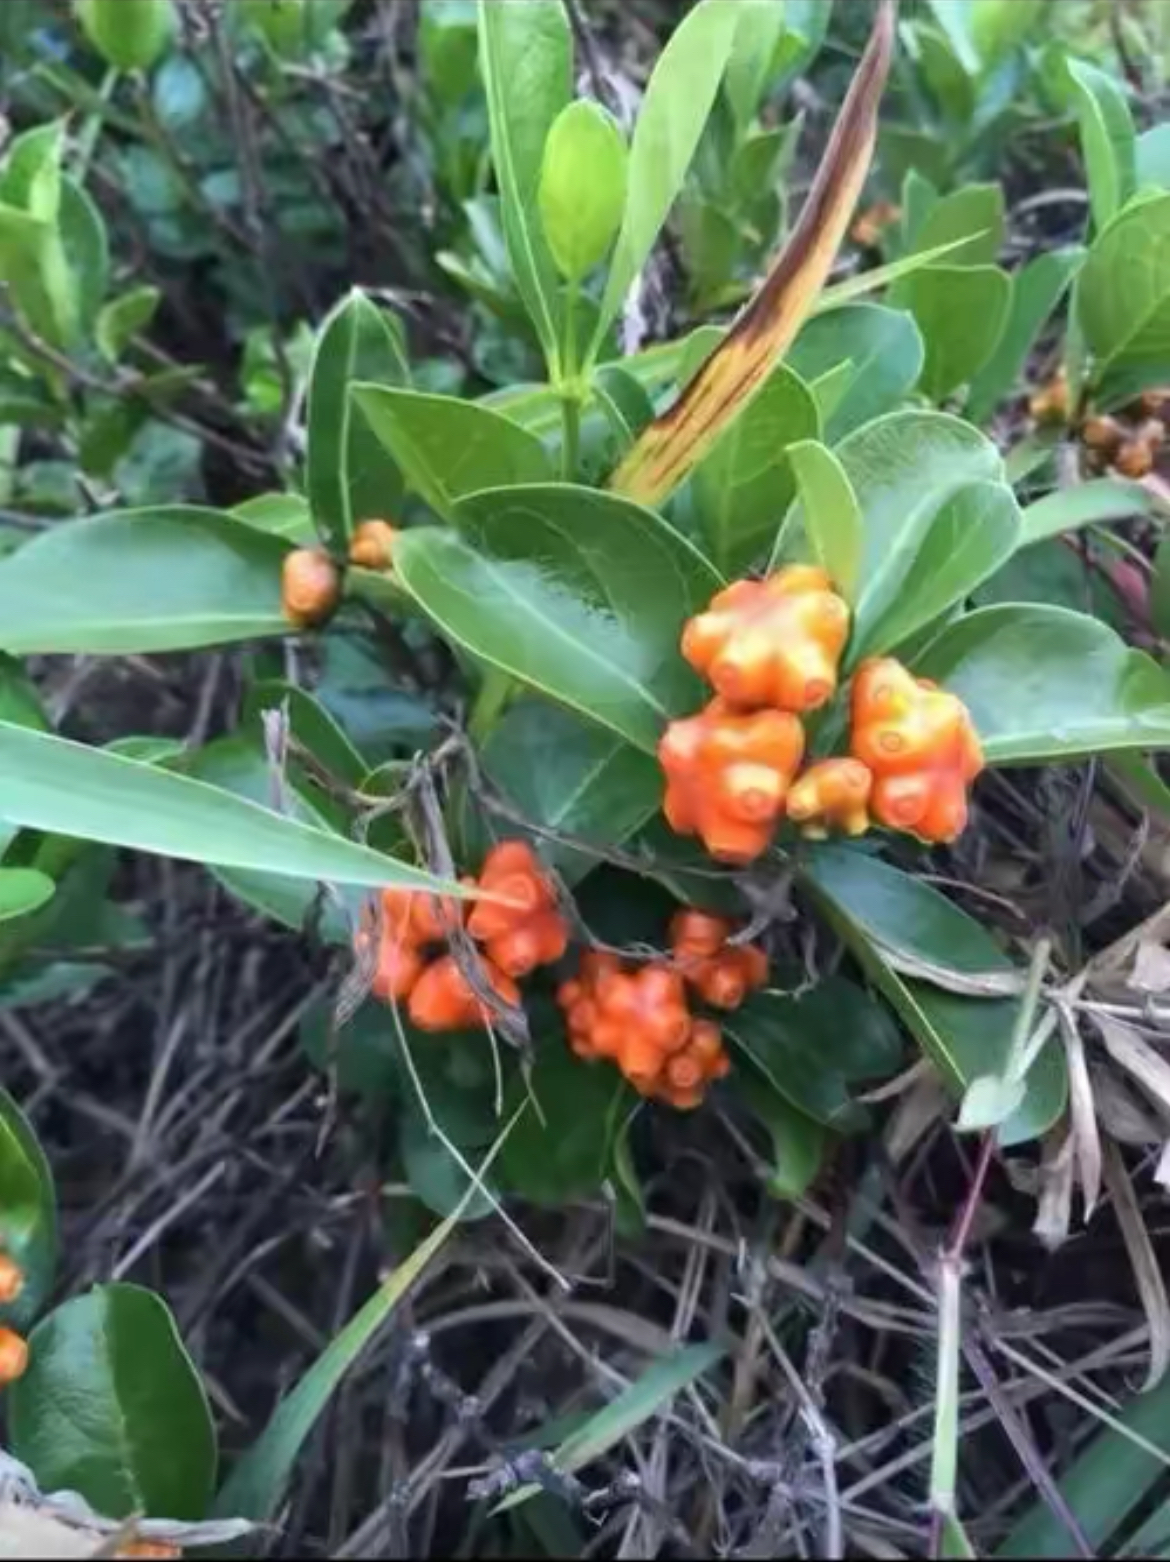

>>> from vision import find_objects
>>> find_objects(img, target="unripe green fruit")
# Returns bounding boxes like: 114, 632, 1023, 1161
75, 0, 175, 72
539, 100, 628, 284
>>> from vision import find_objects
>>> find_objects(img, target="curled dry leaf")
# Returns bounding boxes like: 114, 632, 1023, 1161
1096, 1016, 1170, 1119
1057, 1007, 1102, 1221
608, 0, 895, 507
883, 1066, 950, 1164
1100, 1135, 1170, 1390
1032, 1128, 1075, 1252
1090, 1060, 1168, 1144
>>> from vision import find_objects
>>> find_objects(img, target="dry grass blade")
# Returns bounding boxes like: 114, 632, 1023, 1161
1033, 1129, 1075, 1251
1100, 1136, 1170, 1390
608, 0, 896, 506
1096, 1016, 1170, 1120
1059, 1007, 1102, 1220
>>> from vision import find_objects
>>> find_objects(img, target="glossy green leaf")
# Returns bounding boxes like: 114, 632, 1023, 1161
966, 247, 1085, 423
394, 484, 715, 753
0, 868, 53, 922
904, 182, 1005, 269
400, 1108, 497, 1221
917, 604, 1170, 762
726, 978, 903, 1131
496, 1341, 724, 1513
60, 178, 108, 336
1076, 193, 1170, 406
863, 479, 1021, 657
786, 303, 924, 442
779, 411, 1007, 658
306, 291, 409, 550
214, 1134, 507, 1522
1020, 477, 1151, 546
692, 362, 820, 577
95, 283, 161, 364
0, 122, 63, 222
498, 1038, 628, 1205
10, 1283, 214, 1519
244, 680, 367, 787
353, 386, 552, 521
1137, 122, 1170, 192
76, 0, 176, 70
539, 101, 627, 284
593, 0, 742, 351
724, 0, 787, 132
0, 1087, 56, 1330
730, 1068, 826, 1199
1067, 58, 1136, 232
478, 0, 571, 370
232, 491, 316, 545
0, 507, 289, 655
0, 721, 461, 893
788, 440, 862, 602
969, 0, 1043, 64
907, 264, 1011, 403
800, 847, 1066, 1147
476, 700, 661, 885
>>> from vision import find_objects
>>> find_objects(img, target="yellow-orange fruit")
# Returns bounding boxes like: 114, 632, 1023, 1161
408, 954, 520, 1031
467, 840, 568, 977
348, 519, 398, 570
1081, 414, 1124, 453
1115, 439, 1155, 479
786, 757, 873, 838
0, 1253, 23, 1305
0, 1326, 28, 1384
281, 548, 340, 629
681, 565, 851, 713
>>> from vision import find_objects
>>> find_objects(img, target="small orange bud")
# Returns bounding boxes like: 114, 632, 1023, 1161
348, 519, 398, 570
1029, 368, 1069, 426
408, 954, 520, 1031
1115, 438, 1155, 479
1080, 414, 1124, 453
786, 757, 873, 838
281, 548, 340, 629
0, 1326, 28, 1384
0, 1253, 23, 1305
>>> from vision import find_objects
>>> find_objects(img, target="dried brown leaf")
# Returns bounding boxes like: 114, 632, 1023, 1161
1101, 1135, 1170, 1389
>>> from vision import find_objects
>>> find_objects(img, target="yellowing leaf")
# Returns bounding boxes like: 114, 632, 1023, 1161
609, 0, 895, 508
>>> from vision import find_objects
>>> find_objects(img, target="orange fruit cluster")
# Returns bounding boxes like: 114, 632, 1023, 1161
851, 658, 984, 842
1080, 404, 1165, 480
356, 839, 568, 1031
349, 518, 398, 570
660, 565, 985, 857
557, 954, 730, 1109
669, 909, 768, 1009
0, 1249, 27, 1387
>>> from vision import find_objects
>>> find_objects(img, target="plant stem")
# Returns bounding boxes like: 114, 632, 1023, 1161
469, 667, 514, 745
560, 280, 582, 481
560, 392, 581, 482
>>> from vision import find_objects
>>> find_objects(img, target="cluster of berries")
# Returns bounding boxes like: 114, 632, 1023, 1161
356, 840, 568, 1031
281, 518, 398, 629
0, 1248, 27, 1385
555, 911, 765, 1109
658, 565, 984, 862
1029, 372, 1167, 481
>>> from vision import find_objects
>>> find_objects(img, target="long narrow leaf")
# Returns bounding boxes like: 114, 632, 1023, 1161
609, 0, 895, 507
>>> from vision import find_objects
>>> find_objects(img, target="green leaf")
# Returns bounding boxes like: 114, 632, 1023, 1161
0, 507, 289, 655
786, 303, 924, 442
394, 484, 715, 753
0, 122, 64, 223
498, 1038, 628, 1205
1137, 123, 1170, 192
969, 0, 1043, 64
1067, 58, 1136, 232
214, 1136, 505, 1521
539, 101, 627, 284
692, 362, 820, 577
95, 284, 161, 364
907, 264, 1012, 403
478, 0, 571, 370
725, 978, 903, 1131
724, 0, 788, 133
353, 386, 552, 522
800, 847, 1066, 1146
1076, 192, 1170, 406
305, 290, 409, 551
496, 1341, 725, 1513
232, 491, 316, 545
0, 1087, 56, 1330
966, 247, 1085, 424
730, 1068, 826, 1199
9, 1283, 214, 1519
244, 680, 368, 787
862, 479, 1021, 657
59, 177, 108, 336
0, 720, 462, 893
997, 1370, 1170, 1559
1019, 476, 1151, 546
475, 700, 661, 886
593, 0, 742, 351
905, 182, 1005, 269
779, 410, 1008, 659
0, 867, 53, 921
787, 440, 862, 602
76, 0, 176, 70
916, 604, 1170, 763
400, 1109, 497, 1221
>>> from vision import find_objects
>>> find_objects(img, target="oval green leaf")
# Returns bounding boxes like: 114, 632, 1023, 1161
907, 263, 1012, 404
916, 603, 1170, 762
9, 1282, 215, 1519
787, 302, 925, 442
353, 385, 552, 521
394, 484, 716, 753
1076, 192, 1170, 405
0, 1087, 56, 1329
0, 507, 289, 655
0, 868, 54, 922
539, 100, 627, 283
788, 439, 862, 601
966, 247, 1085, 424
1019, 476, 1151, 547
306, 290, 409, 550
1067, 57, 1136, 233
